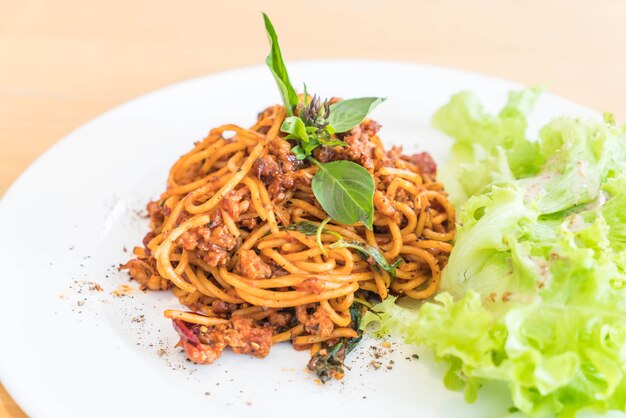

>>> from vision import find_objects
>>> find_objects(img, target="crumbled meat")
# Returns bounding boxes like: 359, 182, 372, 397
172, 317, 273, 364
268, 137, 297, 172
253, 138, 301, 202
267, 174, 294, 202
268, 311, 292, 327
360, 119, 382, 137
268, 267, 290, 277
255, 155, 280, 181
236, 249, 272, 280
178, 224, 237, 267
227, 317, 274, 356
221, 189, 245, 221
313, 144, 342, 164
313, 118, 382, 172
386, 145, 403, 161
406, 152, 437, 178
147, 201, 164, 227
295, 304, 334, 337
209, 226, 236, 250
240, 217, 258, 229
202, 226, 237, 266
212, 300, 238, 315
173, 319, 227, 364
343, 123, 378, 171
179, 228, 201, 251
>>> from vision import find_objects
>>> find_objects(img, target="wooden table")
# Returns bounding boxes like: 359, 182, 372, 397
1, 0, 625, 415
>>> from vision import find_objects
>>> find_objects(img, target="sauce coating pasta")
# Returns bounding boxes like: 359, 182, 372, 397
122, 102, 455, 381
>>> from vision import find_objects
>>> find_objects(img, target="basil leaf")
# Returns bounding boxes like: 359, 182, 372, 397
303, 83, 309, 106
281, 116, 308, 142
263, 13, 298, 116
329, 240, 403, 278
346, 303, 364, 352
284, 221, 319, 235
291, 136, 321, 160
307, 302, 363, 383
328, 97, 386, 133
284, 221, 342, 240
319, 138, 347, 148
291, 145, 307, 160
302, 137, 320, 156
309, 159, 375, 229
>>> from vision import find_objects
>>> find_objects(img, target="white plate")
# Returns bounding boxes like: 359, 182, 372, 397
0, 61, 616, 418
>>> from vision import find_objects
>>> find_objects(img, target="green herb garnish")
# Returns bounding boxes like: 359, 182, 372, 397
330, 240, 403, 278
262, 13, 298, 116
300, 94, 330, 130
328, 97, 386, 133
284, 220, 341, 237
283, 221, 319, 235
286, 96, 348, 161
353, 297, 373, 309
307, 303, 365, 383
346, 302, 365, 352
280, 116, 308, 142
262, 14, 384, 229
309, 159, 375, 229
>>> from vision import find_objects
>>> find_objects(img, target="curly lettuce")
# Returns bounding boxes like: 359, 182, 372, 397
364, 91, 626, 417
433, 87, 544, 205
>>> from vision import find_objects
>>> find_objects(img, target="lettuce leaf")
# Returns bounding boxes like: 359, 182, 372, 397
365, 90, 626, 417
433, 87, 544, 205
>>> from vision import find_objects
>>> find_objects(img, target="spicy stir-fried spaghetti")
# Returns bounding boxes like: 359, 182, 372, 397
122, 102, 455, 380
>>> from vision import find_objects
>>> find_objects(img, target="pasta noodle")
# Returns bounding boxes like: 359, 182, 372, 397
121, 102, 455, 381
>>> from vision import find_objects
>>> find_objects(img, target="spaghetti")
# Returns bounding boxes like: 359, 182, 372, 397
122, 102, 455, 381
